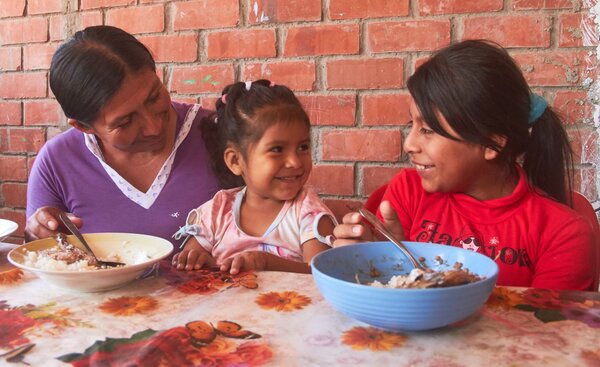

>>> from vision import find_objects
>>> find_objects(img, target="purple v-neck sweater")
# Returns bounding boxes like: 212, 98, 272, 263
26, 102, 221, 245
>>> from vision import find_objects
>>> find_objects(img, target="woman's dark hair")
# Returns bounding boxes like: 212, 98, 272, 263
407, 39, 573, 205
49, 25, 156, 127
201, 79, 310, 188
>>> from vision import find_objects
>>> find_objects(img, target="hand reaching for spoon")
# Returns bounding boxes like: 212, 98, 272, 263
333, 201, 406, 247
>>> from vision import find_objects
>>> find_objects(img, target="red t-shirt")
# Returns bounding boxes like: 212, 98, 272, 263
380, 168, 595, 290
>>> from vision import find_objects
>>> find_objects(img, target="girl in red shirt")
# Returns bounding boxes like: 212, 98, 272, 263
333, 40, 596, 291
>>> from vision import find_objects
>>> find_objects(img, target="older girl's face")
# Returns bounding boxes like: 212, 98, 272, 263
403, 99, 501, 200
75, 69, 175, 155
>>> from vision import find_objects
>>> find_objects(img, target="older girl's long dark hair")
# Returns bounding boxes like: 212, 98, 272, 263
407, 40, 573, 205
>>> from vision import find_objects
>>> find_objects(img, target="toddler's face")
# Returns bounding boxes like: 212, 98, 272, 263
403, 99, 496, 200
239, 121, 312, 202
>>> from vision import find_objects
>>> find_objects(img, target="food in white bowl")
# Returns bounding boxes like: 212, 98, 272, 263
8, 233, 173, 292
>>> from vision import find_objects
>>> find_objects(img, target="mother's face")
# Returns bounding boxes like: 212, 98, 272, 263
69, 69, 174, 155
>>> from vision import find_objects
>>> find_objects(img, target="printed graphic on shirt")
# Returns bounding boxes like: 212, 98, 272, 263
414, 220, 532, 268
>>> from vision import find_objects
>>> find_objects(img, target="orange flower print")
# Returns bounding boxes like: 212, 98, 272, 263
199, 338, 236, 356
0, 268, 23, 284
99, 296, 158, 316
341, 326, 406, 351
255, 291, 311, 312
485, 287, 523, 310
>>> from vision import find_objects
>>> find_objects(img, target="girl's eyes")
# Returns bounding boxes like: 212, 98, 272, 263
298, 143, 310, 152
270, 146, 283, 153
407, 120, 434, 135
147, 91, 161, 104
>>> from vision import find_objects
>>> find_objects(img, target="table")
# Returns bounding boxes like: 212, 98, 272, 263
1, 242, 599, 367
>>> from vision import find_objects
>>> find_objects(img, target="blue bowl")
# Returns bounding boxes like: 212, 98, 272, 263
311, 241, 498, 331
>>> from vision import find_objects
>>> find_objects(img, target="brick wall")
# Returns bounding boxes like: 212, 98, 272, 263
1, 0, 598, 241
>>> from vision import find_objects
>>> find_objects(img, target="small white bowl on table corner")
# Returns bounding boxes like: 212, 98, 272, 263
8, 233, 173, 292
0, 219, 18, 241
311, 241, 499, 332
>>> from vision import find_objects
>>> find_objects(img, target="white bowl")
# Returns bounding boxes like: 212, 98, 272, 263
8, 233, 173, 292
0, 219, 18, 241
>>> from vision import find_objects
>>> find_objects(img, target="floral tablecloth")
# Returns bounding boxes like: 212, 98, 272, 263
1, 242, 599, 367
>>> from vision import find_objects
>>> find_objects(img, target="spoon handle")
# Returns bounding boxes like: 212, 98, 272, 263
58, 212, 96, 257
358, 208, 425, 270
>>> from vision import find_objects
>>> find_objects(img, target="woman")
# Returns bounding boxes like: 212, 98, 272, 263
25, 25, 222, 244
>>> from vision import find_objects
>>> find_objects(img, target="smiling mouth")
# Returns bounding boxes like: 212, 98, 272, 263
276, 175, 303, 182
414, 164, 434, 170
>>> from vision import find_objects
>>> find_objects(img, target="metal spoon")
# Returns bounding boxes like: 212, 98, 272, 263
58, 212, 125, 268
358, 208, 426, 271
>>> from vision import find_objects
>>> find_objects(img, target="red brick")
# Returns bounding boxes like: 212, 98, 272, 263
363, 93, 411, 126
170, 65, 235, 94
322, 130, 402, 161
298, 95, 356, 126
81, 0, 135, 9
48, 15, 65, 41
173, 0, 239, 30
1, 182, 27, 208
329, 0, 409, 19
79, 11, 104, 29
419, 0, 503, 15
284, 25, 359, 57
0, 102, 22, 126
0, 72, 47, 99
0, 0, 25, 18
0, 155, 27, 181
28, 0, 62, 15
0, 46, 22, 72
0, 129, 7, 151
553, 91, 592, 125
323, 198, 362, 222
242, 61, 316, 91
512, 0, 573, 10
106, 5, 165, 34
3, 128, 46, 153
327, 58, 404, 90
23, 43, 59, 70
307, 165, 355, 195
24, 100, 63, 126
0, 17, 48, 45
249, 0, 321, 24
462, 15, 550, 48
368, 20, 450, 53
139, 34, 198, 62
0, 209, 26, 238
513, 51, 589, 86
568, 127, 597, 164
208, 29, 276, 60
362, 166, 401, 196
558, 13, 596, 48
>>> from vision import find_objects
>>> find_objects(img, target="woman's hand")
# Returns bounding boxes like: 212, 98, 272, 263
172, 237, 216, 271
25, 206, 83, 242
332, 201, 405, 246
219, 252, 268, 275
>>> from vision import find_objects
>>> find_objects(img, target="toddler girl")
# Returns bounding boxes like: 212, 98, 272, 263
173, 80, 336, 274
333, 40, 595, 291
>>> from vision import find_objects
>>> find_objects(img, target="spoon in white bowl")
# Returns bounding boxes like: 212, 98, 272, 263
58, 213, 125, 268
358, 208, 426, 271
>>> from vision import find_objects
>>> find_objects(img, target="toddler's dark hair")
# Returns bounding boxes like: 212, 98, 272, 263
201, 80, 310, 188
407, 39, 573, 205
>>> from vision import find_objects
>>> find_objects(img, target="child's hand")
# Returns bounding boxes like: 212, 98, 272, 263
219, 252, 268, 274
172, 238, 216, 271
